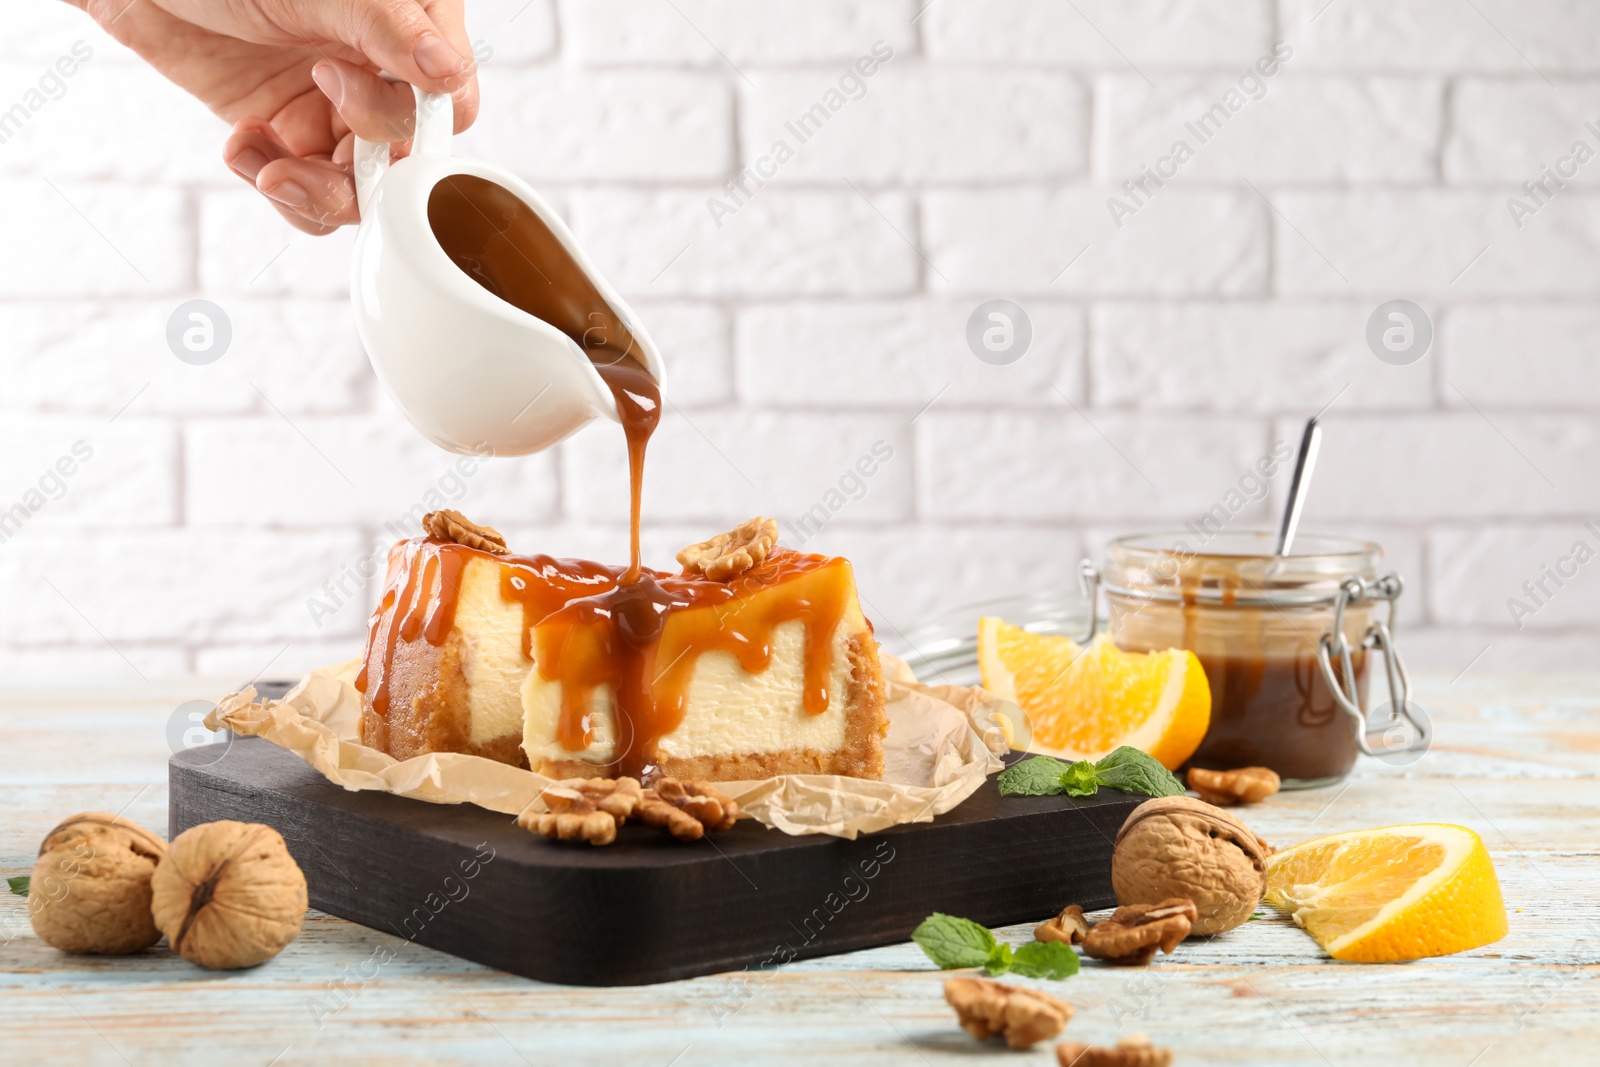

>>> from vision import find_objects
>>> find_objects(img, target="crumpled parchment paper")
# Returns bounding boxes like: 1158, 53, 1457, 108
206, 652, 1006, 840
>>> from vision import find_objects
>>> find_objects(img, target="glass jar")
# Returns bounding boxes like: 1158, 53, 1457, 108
1098, 531, 1424, 788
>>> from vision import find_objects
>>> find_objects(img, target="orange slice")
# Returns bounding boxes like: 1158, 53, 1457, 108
976, 619, 1210, 769
1265, 824, 1508, 962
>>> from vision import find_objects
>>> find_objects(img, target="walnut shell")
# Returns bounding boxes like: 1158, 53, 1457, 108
28, 813, 166, 955
150, 821, 307, 969
1111, 796, 1268, 936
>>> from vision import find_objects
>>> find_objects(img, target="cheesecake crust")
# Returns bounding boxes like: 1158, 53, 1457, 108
358, 622, 530, 769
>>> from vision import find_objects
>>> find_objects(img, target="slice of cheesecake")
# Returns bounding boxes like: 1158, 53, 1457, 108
355, 517, 887, 782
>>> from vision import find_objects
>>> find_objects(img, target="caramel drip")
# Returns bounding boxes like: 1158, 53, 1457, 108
353, 588, 396, 714
358, 540, 855, 779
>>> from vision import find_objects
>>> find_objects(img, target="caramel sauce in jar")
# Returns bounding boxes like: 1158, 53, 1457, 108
1104, 532, 1379, 787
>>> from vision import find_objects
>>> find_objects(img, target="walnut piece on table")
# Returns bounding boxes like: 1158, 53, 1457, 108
1187, 766, 1281, 806
422, 509, 509, 553
945, 976, 1074, 1050
520, 776, 738, 845
676, 517, 779, 580
1035, 903, 1090, 945
1081, 898, 1197, 966
1057, 1033, 1174, 1067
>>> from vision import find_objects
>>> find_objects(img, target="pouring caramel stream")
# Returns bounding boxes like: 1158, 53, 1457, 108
352, 176, 852, 777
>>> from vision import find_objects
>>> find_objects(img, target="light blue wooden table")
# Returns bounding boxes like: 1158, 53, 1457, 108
2, 673, 1597, 1065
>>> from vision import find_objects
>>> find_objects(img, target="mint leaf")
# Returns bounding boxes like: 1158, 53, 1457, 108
997, 755, 1071, 797
1093, 746, 1185, 798
913, 913, 996, 969
1009, 940, 1081, 980
1060, 760, 1100, 797
915, 911, 1080, 981
983, 942, 1015, 976
6, 875, 27, 897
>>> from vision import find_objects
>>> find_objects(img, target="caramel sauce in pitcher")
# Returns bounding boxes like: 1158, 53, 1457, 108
355, 174, 855, 778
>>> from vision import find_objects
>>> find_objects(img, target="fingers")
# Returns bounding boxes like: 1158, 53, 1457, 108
223, 118, 360, 234
321, 0, 476, 98
310, 60, 416, 143
258, 155, 360, 233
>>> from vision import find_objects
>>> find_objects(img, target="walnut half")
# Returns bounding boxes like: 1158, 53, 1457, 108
422, 509, 508, 553
1035, 903, 1089, 945
1187, 766, 1280, 806
520, 776, 738, 846
520, 777, 645, 846
1081, 899, 1197, 966
677, 517, 779, 580
1057, 1034, 1174, 1067
945, 976, 1074, 1049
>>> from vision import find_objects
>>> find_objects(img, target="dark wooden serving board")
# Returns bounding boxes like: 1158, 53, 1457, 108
169, 738, 1143, 986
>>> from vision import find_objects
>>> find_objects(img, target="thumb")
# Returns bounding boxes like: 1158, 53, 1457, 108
323, 0, 476, 95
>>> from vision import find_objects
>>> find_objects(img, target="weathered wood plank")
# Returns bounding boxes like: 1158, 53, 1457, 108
1, 676, 1598, 1065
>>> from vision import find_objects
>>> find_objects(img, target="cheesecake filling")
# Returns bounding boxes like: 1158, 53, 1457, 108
357, 539, 862, 776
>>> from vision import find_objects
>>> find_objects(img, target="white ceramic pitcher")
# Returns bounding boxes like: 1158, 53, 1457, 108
350, 86, 665, 456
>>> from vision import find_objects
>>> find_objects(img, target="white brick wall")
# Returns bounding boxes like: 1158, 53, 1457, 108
0, 0, 1597, 682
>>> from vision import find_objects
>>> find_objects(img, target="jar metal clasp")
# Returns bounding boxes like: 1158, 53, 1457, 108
1317, 574, 1430, 758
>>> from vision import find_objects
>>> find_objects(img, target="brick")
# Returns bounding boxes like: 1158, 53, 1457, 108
455, 69, 731, 181
0, 416, 176, 532
198, 190, 353, 297
1092, 302, 1431, 411
573, 189, 918, 296
468, 0, 557, 63
0, 529, 369, 645
1396, 628, 1600, 674
185, 414, 558, 527
736, 300, 1084, 407
0, 60, 229, 183
194, 639, 366, 681
628, 301, 732, 406
1274, 414, 1598, 521
801, 524, 1089, 642
926, 0, 1271, 66
1272, 191, 1600, 296
0, 180, 188, 295
0, 645, 190, 684
1282, 0, 1600, 73
562, 0, 917, 65
562, 410, 914, 525
740, 69, 1085, 183
1447, 80, 1600, 185
1443, 303, 1600, 408
924, 188, 1267, 296
1430, 522, 1600, 630
0, 299, 369, 417
919, 413, 1267, 521
2, 7, 136, 63
1100, 75, 1440, 183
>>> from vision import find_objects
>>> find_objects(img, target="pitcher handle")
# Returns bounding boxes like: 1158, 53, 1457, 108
354, 86, 455, 217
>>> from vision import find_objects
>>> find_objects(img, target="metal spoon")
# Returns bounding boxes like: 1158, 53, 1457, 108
1275, 417, 1321, 556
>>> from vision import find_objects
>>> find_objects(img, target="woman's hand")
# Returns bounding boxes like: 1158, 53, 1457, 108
68, 0, 480, 234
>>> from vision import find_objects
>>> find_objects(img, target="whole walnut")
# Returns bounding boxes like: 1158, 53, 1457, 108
29, 813, 166, 955
1111, 796, 1269, 936
150, 821, 307, 969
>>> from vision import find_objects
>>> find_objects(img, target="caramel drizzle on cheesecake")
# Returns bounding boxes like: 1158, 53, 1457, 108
354, 539, 855, 779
